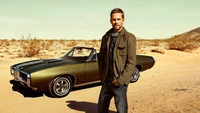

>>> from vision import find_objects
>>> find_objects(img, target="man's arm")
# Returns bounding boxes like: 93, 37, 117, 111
98, 36, 106, 77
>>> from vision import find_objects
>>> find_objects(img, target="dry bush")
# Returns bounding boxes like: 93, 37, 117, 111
136, 39, 161, 54
10, 39, 17, 43
83, 40, 99, 48
165, 33, 200, 51
67, 40, 77, 47
151, 39, 165, 46
41, 40, 51, 50
46, 40, 57, 51
0, 39, 10, 47
137, 39, 164, 47
91, 39, 100, 47
165, 37, 199, 51
167, 41, 198, 51
58, 40, 66, 45
151, 48, 165, 54
19, 35, 41, 57
2, 35, 198, 58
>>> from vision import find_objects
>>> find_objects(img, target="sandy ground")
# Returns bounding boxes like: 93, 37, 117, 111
0, 49, 200, 113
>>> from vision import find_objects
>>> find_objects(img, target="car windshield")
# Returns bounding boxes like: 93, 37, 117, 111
63, 47, 93, 61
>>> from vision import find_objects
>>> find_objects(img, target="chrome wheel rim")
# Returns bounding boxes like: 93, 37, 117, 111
131, 74, 137, 80
131, 68, 140, 82
53, 77, 71, 96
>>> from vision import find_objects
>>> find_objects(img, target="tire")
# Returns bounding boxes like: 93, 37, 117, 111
48, 76, 72, 97
130, 68, 140, 83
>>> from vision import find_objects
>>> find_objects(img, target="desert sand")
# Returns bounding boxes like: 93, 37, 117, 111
0, 48, 200, 113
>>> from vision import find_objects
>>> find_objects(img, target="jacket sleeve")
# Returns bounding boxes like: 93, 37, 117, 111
98, 35, 106, 79
117, 33, 136, 85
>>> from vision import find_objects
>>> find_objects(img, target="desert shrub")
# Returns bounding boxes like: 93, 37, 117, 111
136, 41, 142, 54
10, 39, 17, 43
67, 40, 77, 47
0, 39, 10, 47
166, 39, 198, 51
41, 40, 51, 50
165, 32, 200, 51
58, 40, 66, 45
91, 39, 100, 47
137, 39, 164, 47
151, 48, 165, 54
19, 35, 41, 57
151, 39, 165, 46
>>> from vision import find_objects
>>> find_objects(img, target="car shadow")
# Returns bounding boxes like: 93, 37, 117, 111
9, 80, 44, 98
66, 100, 116, 113
9, 80, 102, 98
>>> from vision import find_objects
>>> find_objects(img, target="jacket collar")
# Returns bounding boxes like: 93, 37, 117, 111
105, 27, 127, 49
105, 27, 127, 36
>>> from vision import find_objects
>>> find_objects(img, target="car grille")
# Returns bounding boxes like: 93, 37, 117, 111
19, 72, 27, 83
14, 70, 28, 83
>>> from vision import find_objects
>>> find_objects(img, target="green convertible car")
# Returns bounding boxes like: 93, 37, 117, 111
10, 47, 155, 97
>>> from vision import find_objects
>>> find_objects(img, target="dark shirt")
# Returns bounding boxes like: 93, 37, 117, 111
106, 32, 119, 82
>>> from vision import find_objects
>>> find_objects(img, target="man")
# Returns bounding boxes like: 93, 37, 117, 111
98, 8, 136, 113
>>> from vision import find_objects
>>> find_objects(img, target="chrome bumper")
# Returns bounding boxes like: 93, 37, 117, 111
10, 67, 31, 87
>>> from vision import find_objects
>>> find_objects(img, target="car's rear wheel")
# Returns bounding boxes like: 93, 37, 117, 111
48, 76, 72, 97
130, 68, 140, 83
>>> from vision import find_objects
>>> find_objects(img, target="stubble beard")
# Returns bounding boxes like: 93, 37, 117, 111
113, 25, 122, 33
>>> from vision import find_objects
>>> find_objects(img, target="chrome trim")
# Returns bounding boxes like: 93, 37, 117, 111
74, 80, 101, 87
27, 78, 31, 87
17, 73, 27, 84
11, 66, 31, 85
19, 70, 31, 79
14, 70, 19, 80
53, 77, 71, 96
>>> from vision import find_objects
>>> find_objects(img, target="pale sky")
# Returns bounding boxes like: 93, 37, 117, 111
0, 0, 199, 40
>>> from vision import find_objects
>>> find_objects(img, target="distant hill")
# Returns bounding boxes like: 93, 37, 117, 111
169, 27, 200, 42
189, 27, 200, 33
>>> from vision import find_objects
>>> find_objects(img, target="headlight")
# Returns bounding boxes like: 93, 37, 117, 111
27, 74, 31, 79
10, 67, 15, 75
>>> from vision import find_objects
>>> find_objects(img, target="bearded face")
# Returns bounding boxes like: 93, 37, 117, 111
110, 13, 124, 32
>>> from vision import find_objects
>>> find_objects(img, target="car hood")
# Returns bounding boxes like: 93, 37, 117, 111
11, 57, 80, 73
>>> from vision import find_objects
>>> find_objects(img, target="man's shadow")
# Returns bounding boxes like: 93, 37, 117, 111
66, 100, 117, 113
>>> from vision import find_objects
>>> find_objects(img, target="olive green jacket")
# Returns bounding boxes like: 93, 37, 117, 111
98, 27, 136, 85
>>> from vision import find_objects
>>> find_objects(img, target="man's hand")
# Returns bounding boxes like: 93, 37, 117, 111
112, 80, 121, 86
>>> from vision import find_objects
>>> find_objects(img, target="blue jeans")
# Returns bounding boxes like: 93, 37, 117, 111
98, 83, 128, 113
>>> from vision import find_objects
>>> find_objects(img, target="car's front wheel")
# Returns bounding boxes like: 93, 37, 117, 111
130, 68, 140, 83
48, 76, 72, 97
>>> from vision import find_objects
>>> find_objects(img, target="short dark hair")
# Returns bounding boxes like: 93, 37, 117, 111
110, 8, 124, 19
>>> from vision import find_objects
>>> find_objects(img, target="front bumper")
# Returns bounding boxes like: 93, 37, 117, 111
10, 67, 32, 88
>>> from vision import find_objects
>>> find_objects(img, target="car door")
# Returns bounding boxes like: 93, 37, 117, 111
85, 57, 100, 83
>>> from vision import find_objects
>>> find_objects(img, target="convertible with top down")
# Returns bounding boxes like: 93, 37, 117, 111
10, 47, 155, 97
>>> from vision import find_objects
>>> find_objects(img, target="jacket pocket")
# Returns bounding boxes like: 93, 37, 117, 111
118, 43, 126, 55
